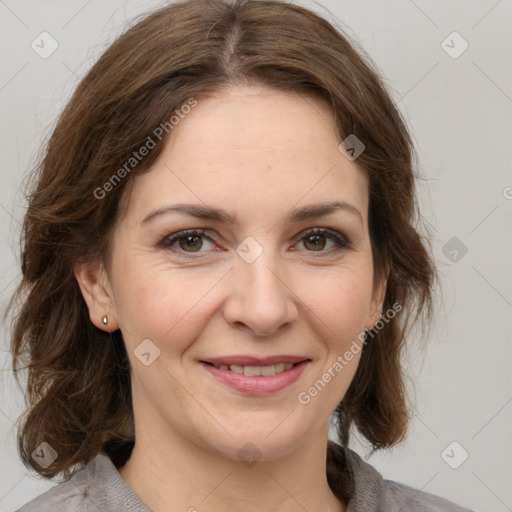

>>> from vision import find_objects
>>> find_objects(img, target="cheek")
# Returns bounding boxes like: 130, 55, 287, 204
304, 263, 374, 339
112, 257, 222, 350
112, 243, 374, 356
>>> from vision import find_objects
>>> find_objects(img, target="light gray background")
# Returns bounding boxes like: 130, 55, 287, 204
0, 1, 510, 511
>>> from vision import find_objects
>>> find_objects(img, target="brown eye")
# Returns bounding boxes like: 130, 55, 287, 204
303, 233, 327, 251
298, 228, 349, 253
161, 229, 216, 255
178, 234, 203, 252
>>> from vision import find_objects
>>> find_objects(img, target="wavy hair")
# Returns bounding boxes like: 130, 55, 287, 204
8, 0, 436, 480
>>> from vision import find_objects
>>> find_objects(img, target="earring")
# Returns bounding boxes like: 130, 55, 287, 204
101, 315, 108, 326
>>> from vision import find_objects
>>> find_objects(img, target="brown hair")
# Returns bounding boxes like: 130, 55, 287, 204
8, 0, 436, 481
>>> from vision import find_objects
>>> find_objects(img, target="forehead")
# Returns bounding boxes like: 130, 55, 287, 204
121, 85, 369, 225
167, 85, 340, 157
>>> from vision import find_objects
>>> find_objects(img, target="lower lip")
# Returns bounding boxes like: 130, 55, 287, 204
200, 361, 310, 395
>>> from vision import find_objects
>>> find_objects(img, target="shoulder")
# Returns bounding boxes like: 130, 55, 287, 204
14, 463, 93, 512
15, 452, 149, 512
328, 442, 475, 512
379, 479, 475, 512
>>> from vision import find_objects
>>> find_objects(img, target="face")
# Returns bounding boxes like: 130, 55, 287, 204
78, 85, 386, 462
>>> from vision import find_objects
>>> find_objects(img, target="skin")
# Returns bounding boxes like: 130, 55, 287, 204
75, 84, 387, 512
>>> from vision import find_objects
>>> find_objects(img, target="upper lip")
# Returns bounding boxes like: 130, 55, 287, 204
200, 355, 310, 366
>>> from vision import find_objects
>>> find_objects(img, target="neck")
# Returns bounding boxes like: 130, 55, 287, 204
118, 423, 346, 512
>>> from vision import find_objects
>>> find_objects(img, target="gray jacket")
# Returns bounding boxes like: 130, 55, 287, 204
16, 443, 475, 511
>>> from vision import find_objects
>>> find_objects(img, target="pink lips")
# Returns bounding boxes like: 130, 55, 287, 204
199, 355, 311, 396
202, 355, 309, 366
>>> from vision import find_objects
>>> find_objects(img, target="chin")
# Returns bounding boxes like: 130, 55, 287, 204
191, 415, 315, 464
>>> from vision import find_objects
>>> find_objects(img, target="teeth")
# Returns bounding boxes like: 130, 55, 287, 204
275, 363, 285, 373
244, 366, 262, 376
212, 362, 295, 376
260, 365, 276, 376
230, 364, 244, 374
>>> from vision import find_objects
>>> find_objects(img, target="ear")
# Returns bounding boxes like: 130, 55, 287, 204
74, 259, 119, 332
364, 271, 388, 331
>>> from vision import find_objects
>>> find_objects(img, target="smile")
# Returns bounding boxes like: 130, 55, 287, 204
199, 357, 311, 395
208, 362, 295, 376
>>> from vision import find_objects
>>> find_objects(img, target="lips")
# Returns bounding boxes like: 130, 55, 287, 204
201, 355, 309, 366
200, 355, 309, 376
199, 355, 311, 395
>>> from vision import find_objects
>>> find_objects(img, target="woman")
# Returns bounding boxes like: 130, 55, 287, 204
9, 0, 474, 510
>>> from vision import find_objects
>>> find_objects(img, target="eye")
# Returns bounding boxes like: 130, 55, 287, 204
160, 229, 216, 255
159, 227, 350, 257
296, 228, 350, 253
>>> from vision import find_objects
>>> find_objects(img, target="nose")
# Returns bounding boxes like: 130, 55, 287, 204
222, 250, 298, 337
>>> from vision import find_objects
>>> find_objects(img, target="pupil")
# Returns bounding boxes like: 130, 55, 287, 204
180, 235, 202, 251
306, 234, 325, 251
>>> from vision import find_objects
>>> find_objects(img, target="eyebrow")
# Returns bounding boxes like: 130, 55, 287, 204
140, 200, 364, 227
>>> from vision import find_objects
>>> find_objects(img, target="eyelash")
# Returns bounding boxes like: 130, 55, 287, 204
159, 227, 350, 258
